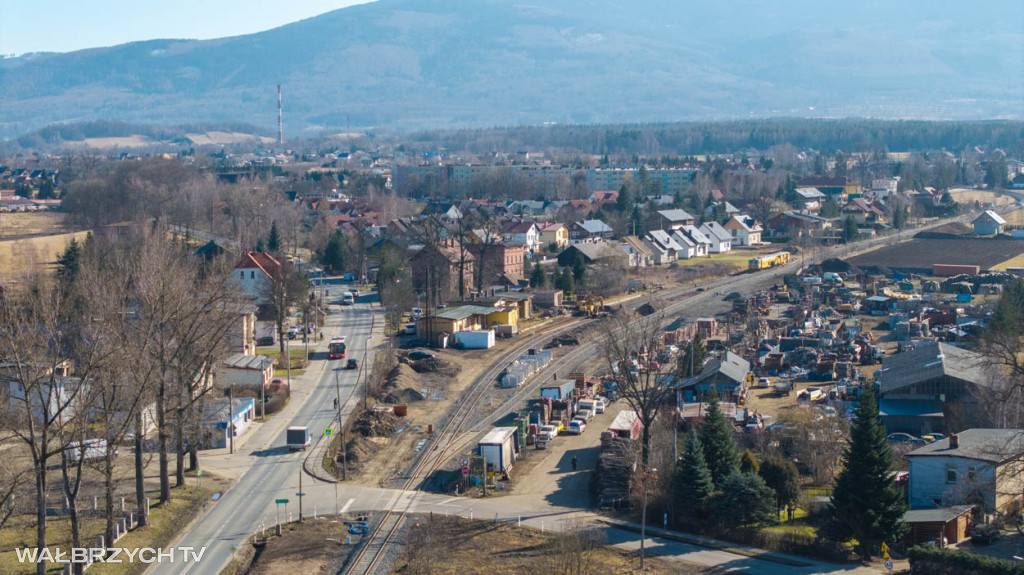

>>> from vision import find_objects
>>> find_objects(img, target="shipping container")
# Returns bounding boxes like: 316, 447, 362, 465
540, 379, 577, 400
478, 427, 519, 474
932, 264, 981, 277
454, 330, 496, 349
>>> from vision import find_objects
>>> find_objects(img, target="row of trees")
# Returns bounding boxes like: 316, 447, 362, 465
2, 228, 242, 575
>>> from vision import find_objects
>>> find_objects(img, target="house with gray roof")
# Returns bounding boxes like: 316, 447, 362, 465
670, 350, 750, 403
569, 219, 614, 244
675, 225, 711, 257
556, 242, 627, 267
906, 429, 1024, 512
699, 221, 732, 253
656, 208, 695, 230
973, 210, 1006, 235
878, 342, 998, 435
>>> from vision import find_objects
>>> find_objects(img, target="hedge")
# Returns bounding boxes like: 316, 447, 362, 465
908, 546, 1024, 575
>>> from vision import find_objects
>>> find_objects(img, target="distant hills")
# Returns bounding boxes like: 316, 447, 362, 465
1, 0, 1021, 140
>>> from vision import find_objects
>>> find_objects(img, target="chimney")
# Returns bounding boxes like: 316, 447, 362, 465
949, 433, 959, 449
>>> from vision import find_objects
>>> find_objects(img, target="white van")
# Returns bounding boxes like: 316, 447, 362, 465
342, 292, 355, 305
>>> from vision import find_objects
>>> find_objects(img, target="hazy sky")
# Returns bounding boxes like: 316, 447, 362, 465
0, 0, 374, 55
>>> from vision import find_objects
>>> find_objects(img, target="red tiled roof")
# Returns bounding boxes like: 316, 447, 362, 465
235, 251, 281, 278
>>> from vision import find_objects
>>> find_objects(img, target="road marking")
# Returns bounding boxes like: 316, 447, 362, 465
340, 498, 354, 513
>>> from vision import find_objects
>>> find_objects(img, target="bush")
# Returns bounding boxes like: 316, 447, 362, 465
908, 546, 1024, 575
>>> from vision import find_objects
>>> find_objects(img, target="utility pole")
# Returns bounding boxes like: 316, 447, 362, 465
285, 332, 292, 393
298, 467, 304, 522
482, 454, 488, 497
640, 467, 657, 571
228, 385, 234, 455
335, 371, 346, 481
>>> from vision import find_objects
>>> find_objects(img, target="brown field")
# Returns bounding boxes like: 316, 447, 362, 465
949, 188, 1018, 206
0, 231, 90, 280
1000, 208, 1024, 226
847, 237, 1024, 272
0, 212, 68, 239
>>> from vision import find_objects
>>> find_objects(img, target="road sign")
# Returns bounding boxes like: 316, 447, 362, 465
325, 428, 333, 436
884, 559, 893, 571
197, 469, 203, 476
461, 459, 469, 466
275, 499, 289, 504
462, 466, 470, 476
880, 542, 890, 553
883, 551, 890, 560
296, 492, 306, 497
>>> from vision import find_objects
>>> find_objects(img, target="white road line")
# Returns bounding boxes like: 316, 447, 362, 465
340, 498, 354, 513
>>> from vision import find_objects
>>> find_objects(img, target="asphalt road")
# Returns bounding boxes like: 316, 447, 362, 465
147, 294, 379, 575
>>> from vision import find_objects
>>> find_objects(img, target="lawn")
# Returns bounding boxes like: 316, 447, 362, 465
257, 347, 309, 377
0, 484, 210, 575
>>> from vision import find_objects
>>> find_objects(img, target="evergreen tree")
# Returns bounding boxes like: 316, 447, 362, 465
255, 237, 265, 252
37, 173, 56, 199
843, 216, 859, 243
571, 253, 586, 282
821, 198, 841, 219
710, 472, 777, 526
630, 205, 646, 236
827, 387, 907, 558
530, 261, 545, 288
556, 267, 575, 295
56, 238, 82, 286
673, 430, 714, 518
739, 449, 759, 474
892, 205, 908, 229
759, 457, 800, 518
267, 221, 281, 252
679, 334, 707, 377
321, 231, 345, 273
616, 184, 634, 213
698, 392, 739, 485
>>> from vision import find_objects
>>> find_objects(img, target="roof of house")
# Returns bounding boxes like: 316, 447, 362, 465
907, 429, 1024, 464
648, 229, 686, 251
657, 209, 695, 222
902, 506, 974, 524
679, 225, 711, 245
501, 220, 538, 234
575, 219, 614, 234
699, 221, 732, 242
724, 215, 763, 233
975, 210, 1007, 225
433, 305, 498, 321
566, 241, 627, 262
879, 342, 994, 394
235, 251, 281, 278
590, 190, 619, 202
619, 236, 654, 256
537, 222, 567, 232
673, 350, 750, 388
222, 353, 275, 371
846, 198, 885, 216
776, 211, 831, 224
609, 410, 640, 432
795, 187, 827, 199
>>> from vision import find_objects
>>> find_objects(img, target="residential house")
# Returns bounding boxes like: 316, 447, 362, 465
647, 229, 690, 260
722, 215, 763, 246
699, 222, 732, 253
871, 178, 900, 198
645, 194, 676, 207
501, 221, 541, 252
906, 429, 1024, 513
656, 209, 696, 230
569, 220, 614, 244
556, 242, 628, 266
676, 225, 711, 257
878, 342, 997, 435
767, 211, 832, 238
973, 210, 1006, 236
468, 242, 528, 285
233, 251, 282, 305
796, 175, 861, 201
671, 351, 751, 403
537, 222, 569, 250
200, 397, 256, 449
617, 236, 654, 267
843, 198, 887, 225
703, 201, 740, 219
227, 303, 258, 355
794, 188, 826, 213
219, 353, 275, 389
589, 190, 619, 207
410, 239, 476, 302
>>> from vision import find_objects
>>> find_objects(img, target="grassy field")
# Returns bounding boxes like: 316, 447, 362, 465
0, 485, 211, 575
1000, 208, 1024, 226
0, 230, 90, 281
0, 212, 68, 239
258, 346, 309, 377
949, 188, 1018, 206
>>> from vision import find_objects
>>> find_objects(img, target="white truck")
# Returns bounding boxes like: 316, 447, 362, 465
286, 426, 311, 451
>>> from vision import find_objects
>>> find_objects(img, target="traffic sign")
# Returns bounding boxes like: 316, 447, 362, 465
325, 428, 333, 437
880, 542, 890, 553
296, 492, 306, 497
197, 469, 203, 476
461, 459, 469, 466
883, 551, 890, 560
884, 558, 893, 571
275, 499, 289, 504
462, 466, 470, 476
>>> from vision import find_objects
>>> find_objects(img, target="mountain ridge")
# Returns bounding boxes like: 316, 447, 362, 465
1, 0, 1021, 139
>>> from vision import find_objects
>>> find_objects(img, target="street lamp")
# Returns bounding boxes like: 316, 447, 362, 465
640, 467, 657, 571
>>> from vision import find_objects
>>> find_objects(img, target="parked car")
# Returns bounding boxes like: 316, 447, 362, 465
922, 433, 945, 443
408, 350, 435, 360
972, 524, 1000, 545
257, 336, 275, 346
567, 419, 586, 434
346, 358, 359, 370
351, 288, 360, 296
287, 326, 299, 339
539, 425, 558, 441
887, 432, 928, 445
577, 408, 594, 422
593, 398, 606, 414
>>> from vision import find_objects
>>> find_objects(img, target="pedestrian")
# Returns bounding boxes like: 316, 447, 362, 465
319, 331, 324, 342
333, 398, 338, 410
571, 456, 578, 471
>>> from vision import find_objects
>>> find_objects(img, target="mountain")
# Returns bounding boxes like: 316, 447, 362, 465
1, 0, 1022, 140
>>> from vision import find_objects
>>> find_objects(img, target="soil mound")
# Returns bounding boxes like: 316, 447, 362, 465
385, 387, 425, 403
352, 409, 400, 437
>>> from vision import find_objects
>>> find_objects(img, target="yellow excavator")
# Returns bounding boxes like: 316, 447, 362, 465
575, 294, 605, 317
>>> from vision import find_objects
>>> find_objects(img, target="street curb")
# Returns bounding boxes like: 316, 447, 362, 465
595, 518, 814, 567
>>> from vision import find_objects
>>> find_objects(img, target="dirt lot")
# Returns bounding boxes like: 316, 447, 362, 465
949, 188, 1019, 206
391, 515, 685, 575
847, 237, 1024, 272
224, 516, 356, 575
0, 211, 68, 239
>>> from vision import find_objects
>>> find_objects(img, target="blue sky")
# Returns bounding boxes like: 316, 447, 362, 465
0, 0, 373, 55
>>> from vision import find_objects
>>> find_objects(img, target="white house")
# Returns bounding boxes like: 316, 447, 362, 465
906, 429, 1024, 512
722, 215, 763, 246
648, 229, 691, 260
973, 210, 1006, 236
219, 353, 276, 389
200, 397, 256, 449
501, 221, 541, 251
676, 225, 711, 257
234, 251, 282, 305
699, 222, 732, 253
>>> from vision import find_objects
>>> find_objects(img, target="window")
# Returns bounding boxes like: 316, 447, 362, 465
240, 271, 244, 279
250, 271, 255, 279
968, 466, 977, 481
946, 464, 958, 483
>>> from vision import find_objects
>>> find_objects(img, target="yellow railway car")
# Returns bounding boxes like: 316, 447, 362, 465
748, 251, 790, 271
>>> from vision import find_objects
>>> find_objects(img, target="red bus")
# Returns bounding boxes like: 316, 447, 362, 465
328, 336, 347, 359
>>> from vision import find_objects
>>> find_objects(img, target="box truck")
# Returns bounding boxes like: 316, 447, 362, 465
286, 426, 311, 450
